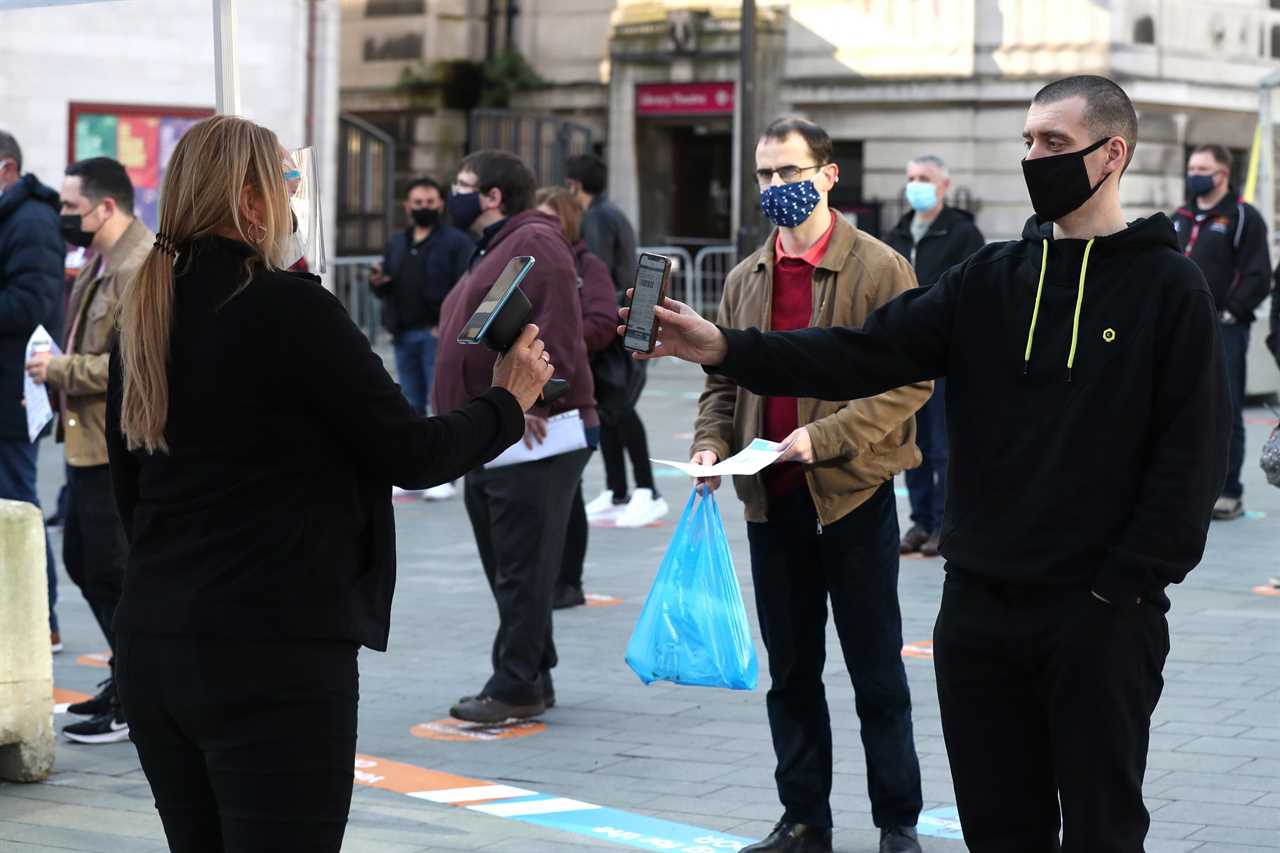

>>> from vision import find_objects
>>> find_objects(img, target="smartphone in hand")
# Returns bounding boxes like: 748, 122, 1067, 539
623, 252, 673, 354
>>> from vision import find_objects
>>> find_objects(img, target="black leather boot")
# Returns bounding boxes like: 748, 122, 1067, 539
741, 822, 833, 853
879, 826, 922, 853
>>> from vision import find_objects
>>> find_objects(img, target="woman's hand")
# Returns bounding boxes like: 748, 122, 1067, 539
492, 324, 554, 411
618, 294, 728, 365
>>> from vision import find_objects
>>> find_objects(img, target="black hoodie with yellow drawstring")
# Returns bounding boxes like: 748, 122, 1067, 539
710, 213, 1231, 611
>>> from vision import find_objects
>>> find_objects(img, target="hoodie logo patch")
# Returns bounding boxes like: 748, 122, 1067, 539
1103, 328, 1117, 343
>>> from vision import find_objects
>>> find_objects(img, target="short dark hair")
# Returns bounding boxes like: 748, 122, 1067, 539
0, 129, 21, 172
65, 157, 135, 212
406, 176, 444, 199
459, 150, 537, 216
566, 154, 607, 195
759, 117, 834, 166
1032, 75, 1138, 169
1192, 144, 1232, 170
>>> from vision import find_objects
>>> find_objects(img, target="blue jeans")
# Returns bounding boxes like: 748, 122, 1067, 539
905, 377, 948, 532
0, 438, 58, 632
1220, 323, 1248, 500
393, 327, 438, 417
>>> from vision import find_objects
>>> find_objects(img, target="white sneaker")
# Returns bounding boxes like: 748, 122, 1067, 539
423, 482, 457, 502
614, 489, 669, 528
585, 490, 622, 517
392, 486, 421, 498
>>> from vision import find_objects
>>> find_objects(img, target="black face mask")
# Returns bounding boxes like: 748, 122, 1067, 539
1021, 137, 1112, 222
411, 207, 441, 229
60, 213, 96, 248
448, 191, 483, 232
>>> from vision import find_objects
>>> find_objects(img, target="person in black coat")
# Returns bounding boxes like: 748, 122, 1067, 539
0, 129, 65, 650
106, 115, 553, 853
884, 155, 985, 557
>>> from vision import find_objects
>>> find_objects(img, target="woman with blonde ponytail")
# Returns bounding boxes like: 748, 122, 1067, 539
105, 115, 554, 853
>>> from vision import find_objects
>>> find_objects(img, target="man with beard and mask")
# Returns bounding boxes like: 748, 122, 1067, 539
885, 155, 985, 558
370, 178, 474, 418
435, 150, 597, 724
625, 76, 1229, 853
0, 128, 64, 657
691, 117, 930, 853
25, 157, 150, 743
1172, 145, 1271, 521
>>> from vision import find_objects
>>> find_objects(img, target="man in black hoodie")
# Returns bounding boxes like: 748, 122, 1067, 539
1172, 145, 1271, 521
885, 155, 985, 557
627, 76, 1230, 853
0, 129, 65, 654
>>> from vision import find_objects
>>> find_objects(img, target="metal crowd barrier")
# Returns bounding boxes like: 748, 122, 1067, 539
332, 255, 383, 345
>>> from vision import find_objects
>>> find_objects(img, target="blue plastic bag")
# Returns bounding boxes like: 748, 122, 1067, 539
625, 487, 758, 690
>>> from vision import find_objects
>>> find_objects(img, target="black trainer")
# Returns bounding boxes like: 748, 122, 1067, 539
899, 525, 930, 554
63, 708, 129, 745
449, 694, 545, 724
66, 679, 114, 717
741, 822, 832, 853
880, 826, 922, 853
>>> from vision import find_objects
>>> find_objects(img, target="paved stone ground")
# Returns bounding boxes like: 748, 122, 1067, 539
3, 355, 1278, 853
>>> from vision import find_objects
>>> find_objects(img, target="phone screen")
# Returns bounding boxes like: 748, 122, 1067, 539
625, 254, 668, 351
458, 256, 534, 343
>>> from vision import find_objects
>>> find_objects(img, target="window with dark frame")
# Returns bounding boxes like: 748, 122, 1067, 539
1134, 16, 1156, 45
366, 0, 426, 16
363, 33, 424, 61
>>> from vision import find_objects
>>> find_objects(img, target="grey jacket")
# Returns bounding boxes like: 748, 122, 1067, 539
582, 194, 637, 294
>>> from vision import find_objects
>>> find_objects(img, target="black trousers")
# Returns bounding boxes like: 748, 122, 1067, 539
558, 480, 589, 591
933, 572, 1169, 853
600, 407, 655, 499
464, 447, 592, 705
746, 484, 922, 829
115, 634, 358, 853
64, 464, 128, 652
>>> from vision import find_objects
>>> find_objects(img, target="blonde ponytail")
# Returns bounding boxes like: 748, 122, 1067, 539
118, 115, 291, 452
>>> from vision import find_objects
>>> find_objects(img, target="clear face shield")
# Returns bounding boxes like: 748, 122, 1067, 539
280, 146, 326, 274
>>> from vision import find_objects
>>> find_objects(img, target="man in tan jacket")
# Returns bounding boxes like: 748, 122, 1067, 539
691, 118, 930, 853
27, 157, 151, 745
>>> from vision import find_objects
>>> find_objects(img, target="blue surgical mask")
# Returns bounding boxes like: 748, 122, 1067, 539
759, 180, 822, 229
905, 181, 938, 212
448, 190, 483, 232
1186, 173, 1216, 199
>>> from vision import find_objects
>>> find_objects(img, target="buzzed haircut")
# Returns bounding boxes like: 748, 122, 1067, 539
459, 150, 537, 216
0, 129, 21, 172
760, 116, 834, 167
66, 157, 135, 212
1033, 75, 1138, 169
1192, 144, 1232, 170
566, 154, 607, 196
910, 155, 949, 176
406, 176, 444, 200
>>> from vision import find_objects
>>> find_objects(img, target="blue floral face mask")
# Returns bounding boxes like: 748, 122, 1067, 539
760, 180, 822, 228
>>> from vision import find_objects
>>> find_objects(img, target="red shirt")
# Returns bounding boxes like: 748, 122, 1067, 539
762, 213, 836, 499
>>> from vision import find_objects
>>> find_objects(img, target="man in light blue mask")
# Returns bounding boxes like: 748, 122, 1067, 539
884, 156, 984, 557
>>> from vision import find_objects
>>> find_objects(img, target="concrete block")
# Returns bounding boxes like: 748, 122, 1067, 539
0, 500, 54, 783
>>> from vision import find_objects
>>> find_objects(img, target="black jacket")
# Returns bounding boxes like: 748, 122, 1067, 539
1171, 194, 1271, 323
582, 194, 637, 294
884, 206, 985, 288
0, 174, 65, 440
710, 214, 1229, 612
374, 224, 473, 334
106, 236, 524, 651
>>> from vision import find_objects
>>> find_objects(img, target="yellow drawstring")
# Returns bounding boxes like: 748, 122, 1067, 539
1023, 239, 1049, 373
1066, 238, 1095, 381
1023, 237, 1096, 382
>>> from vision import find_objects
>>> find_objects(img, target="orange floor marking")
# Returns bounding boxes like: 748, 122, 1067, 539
75, 651, 111, 669
902, 640, 934, 659
353, 754, 481, 794
53, 688, 90, 704
411, 718, 546, 743
1253, 584, 1280, 598
584, 593, 623, 608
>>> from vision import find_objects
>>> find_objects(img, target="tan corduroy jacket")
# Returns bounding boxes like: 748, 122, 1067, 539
691, 214, 932, 525
47, 218, 153, 467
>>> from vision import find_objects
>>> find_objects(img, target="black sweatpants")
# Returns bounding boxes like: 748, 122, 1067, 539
115, 634, 359, 853
746, 484, 922, 830
64, 464, 128, 652
464, 447, 592, 705
933, 572, 1170, 853
558, 480, 589, 591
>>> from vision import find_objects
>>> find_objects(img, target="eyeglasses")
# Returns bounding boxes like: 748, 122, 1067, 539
452, 180, 478, 194
756, 163, 828, 189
